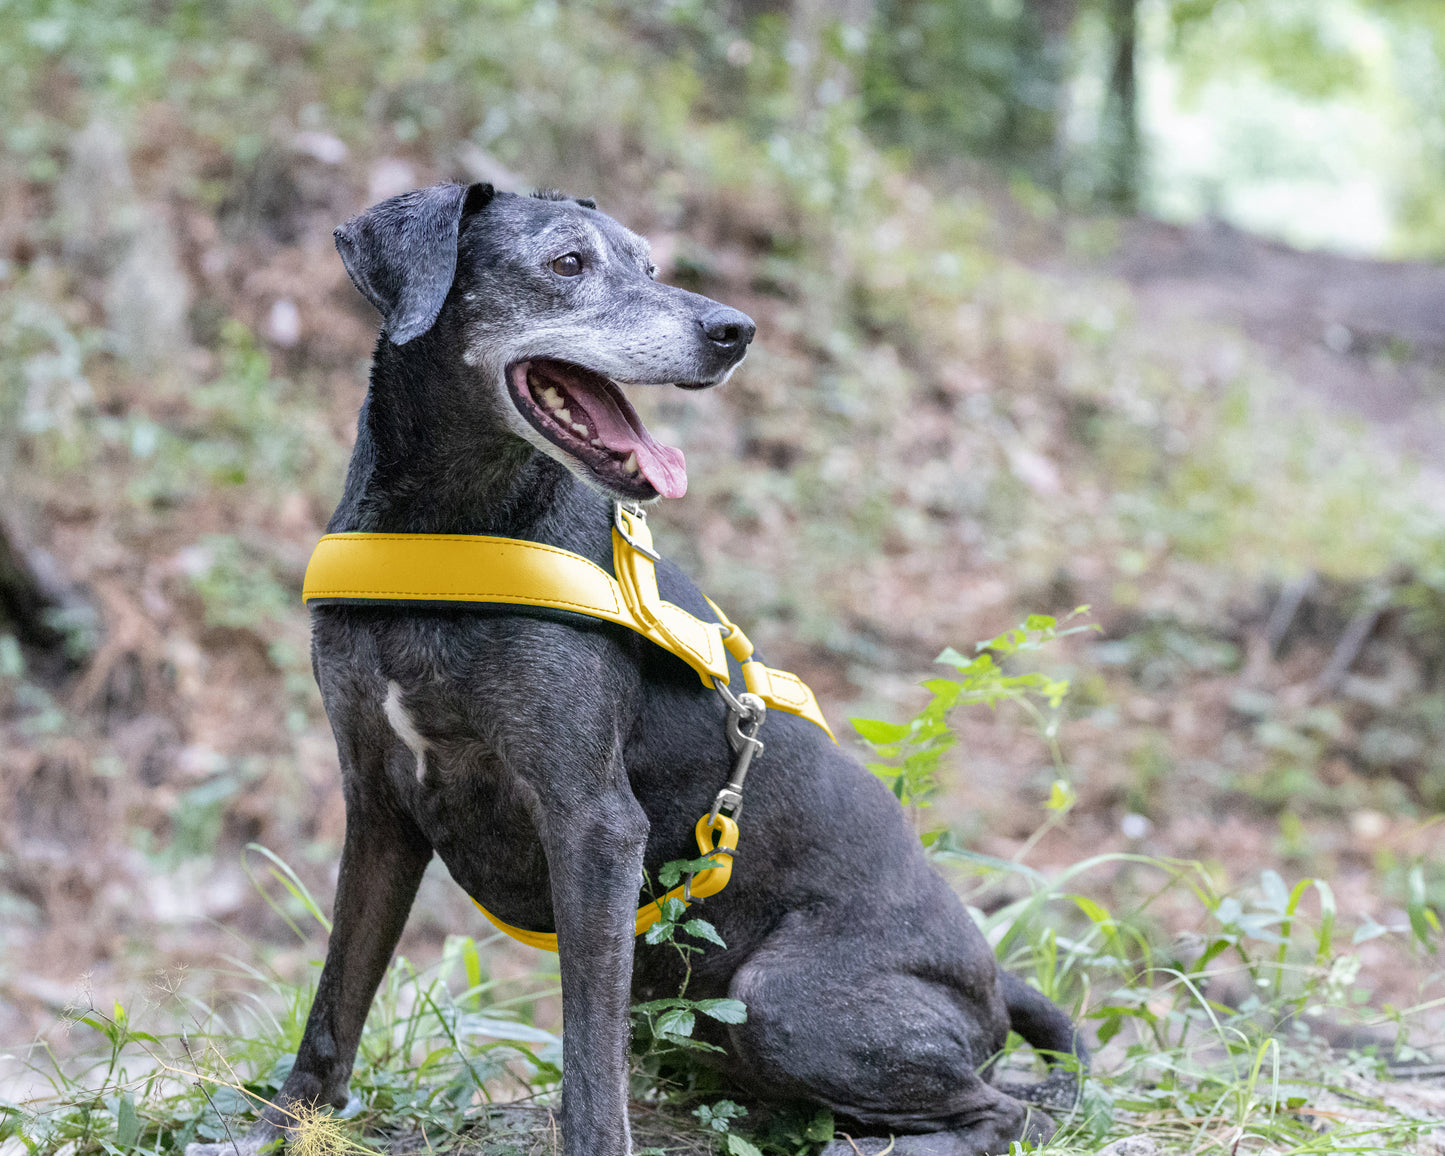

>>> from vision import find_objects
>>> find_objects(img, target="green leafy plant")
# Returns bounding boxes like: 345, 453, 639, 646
840, 611, 1440, 1153
935, 840, 1442, 1152
631, 862, 748, 1058
0, 851, 560, 1156
693, 1098, 765, 1156
851, 609, 1093, 835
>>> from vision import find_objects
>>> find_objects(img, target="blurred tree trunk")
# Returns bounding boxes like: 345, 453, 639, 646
788, 0, 875, 127
1100, 0, 1140, 210
0, 518, 63, 649
1025, 0, 1080, 189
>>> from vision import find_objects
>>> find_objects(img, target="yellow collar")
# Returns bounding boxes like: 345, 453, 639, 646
302, 504, 832, 737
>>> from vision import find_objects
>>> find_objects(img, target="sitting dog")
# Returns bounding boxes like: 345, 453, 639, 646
188, 182, 1084, 1156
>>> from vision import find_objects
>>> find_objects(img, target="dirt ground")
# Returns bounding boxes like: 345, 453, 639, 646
1110, 215, 1445, 474
2, 136, 1442, 1085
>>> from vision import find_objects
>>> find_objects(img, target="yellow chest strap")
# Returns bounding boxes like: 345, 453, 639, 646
302, 505, 832, 737
301, 505, 833, 952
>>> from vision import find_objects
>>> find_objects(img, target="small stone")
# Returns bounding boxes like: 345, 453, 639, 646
1098, 1137, 1162, 1156
292, 130, 349, 165
265, 298, 302, 348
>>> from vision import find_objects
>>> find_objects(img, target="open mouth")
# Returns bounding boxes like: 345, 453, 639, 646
507, 359, 689, 499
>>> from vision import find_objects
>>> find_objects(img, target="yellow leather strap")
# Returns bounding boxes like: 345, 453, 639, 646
705, 595, 823, 726
473, 813, 739, 953
301, 517, 836, 952
302, 527, 833, 737
610, 507, 731, 687
301, 530, 728, 666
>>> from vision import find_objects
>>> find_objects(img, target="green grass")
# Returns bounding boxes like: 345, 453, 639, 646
1, 927, 562, 1155
3, 839, 1438, 1155
2, 3, 1443, 1153
3, 617, 1439, 1156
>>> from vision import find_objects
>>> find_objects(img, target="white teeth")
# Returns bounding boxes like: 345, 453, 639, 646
622, 451, 638, 474
555, 408, 571, 423
571, 422, 589, 436
542, 387, 563, 409
590, 438, 604, 447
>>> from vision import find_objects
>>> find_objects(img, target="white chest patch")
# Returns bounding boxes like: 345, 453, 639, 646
383, 680, 430, 783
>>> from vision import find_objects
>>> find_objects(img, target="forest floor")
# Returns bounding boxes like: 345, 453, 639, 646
1110, 214, 1445, 469
2, 99, 1443, 1152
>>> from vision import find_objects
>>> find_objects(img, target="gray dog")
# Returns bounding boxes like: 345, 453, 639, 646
187, 183, 1084, 1156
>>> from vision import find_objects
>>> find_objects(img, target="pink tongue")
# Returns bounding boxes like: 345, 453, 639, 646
567, 381, 688, 498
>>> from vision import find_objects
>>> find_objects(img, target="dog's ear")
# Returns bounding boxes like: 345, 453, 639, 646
334, 182, 496, 345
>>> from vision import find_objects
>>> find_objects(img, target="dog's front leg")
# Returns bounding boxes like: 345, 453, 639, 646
186, 798, 431, 1156
540, 782, 649, 1156
278, 803, 432, 1109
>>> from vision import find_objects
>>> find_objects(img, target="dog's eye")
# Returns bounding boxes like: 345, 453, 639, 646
647, 263, 657, 279
551, 253, 584, 277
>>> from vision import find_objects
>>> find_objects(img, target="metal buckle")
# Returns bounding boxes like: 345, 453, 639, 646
613, 501, 661, 562
707, 689, 765, 825
682, 846, 738, 902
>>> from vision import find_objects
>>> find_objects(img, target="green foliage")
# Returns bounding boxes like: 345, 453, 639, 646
1168, 0, 1367, 100
844, 611, 1441, 1151
852, 610, 1094, 817
632, 873, 747, 1060
941, 842, 1441, 1152
862, 0, 1061, 179
692, 1097, 746, 1134
184, 535, 292, 634
1093, 617, 1241, 691
1, 861, 559, 1156
693, 1100, 769, 1156
0, 0, 710, 213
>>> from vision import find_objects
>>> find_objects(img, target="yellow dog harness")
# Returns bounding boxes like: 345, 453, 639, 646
302, 503, 833, 951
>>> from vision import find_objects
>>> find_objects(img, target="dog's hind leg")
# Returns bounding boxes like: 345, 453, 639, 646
185, 793, 432, 1156
720, 911, 1052, 1156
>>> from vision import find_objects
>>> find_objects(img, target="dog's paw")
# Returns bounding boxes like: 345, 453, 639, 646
821, 1120, 1059, 1156
1019, 1105, 1057, 1147
820, 1140, 894, 1156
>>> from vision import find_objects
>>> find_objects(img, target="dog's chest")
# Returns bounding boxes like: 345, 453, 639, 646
315, 603, 728, 933
372, 680, 556, 911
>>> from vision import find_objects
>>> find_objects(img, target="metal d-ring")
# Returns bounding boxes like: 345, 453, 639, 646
613, 501, 661, 561
682, 846, 738, 902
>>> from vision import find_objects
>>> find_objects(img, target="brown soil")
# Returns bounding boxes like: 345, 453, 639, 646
1109, 216, 1445, 471
2, 131, 1442, 1087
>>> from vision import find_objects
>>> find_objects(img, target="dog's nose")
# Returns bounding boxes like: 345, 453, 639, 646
699, 307, 756, 352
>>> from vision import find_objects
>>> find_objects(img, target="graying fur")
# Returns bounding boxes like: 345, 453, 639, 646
185, 183, 1085, 1156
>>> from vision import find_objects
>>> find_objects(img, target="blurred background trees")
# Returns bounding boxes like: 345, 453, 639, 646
2, 0, 1443, 1097
673, 0, 1445, 251
7, 0, 1445, 251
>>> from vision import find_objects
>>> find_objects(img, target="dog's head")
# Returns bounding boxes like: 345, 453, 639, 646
334, 182, 754, 501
